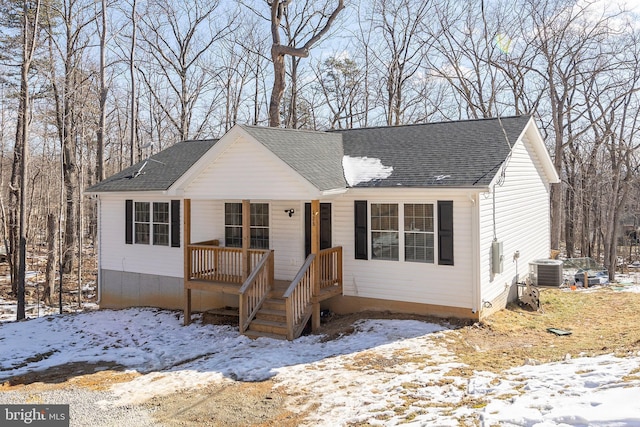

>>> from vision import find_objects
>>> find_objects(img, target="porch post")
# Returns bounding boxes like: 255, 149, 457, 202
242, 199, 250, 280
183, 199, 192, 326
311, 199, 321, 331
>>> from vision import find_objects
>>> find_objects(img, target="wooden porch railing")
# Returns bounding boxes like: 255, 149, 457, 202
188, 244, 266, 283
284, 246, 343, 340
239, 250, 274, 333
318, 246, 343, 291
283, 254, 315, 340
185, 242, 341, 340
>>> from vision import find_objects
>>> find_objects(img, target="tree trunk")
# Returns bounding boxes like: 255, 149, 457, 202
62, 148, 78, 273
129, 0, 138, 166
44, 213, 56, 305
267, 0, 344, 128
8, 113, 21, 296
96, 0, 107, 182
15, 0, 41, 319
269, 50, 286, 127
564, 180, 574, 258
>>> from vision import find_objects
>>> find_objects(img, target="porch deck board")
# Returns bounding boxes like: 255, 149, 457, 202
318, 285, 342, 301
185, 279, 293, 297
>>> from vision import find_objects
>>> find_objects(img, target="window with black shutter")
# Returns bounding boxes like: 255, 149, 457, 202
125, 199, 180, 247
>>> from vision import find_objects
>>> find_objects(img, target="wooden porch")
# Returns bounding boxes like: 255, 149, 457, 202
183, 199, 343, 340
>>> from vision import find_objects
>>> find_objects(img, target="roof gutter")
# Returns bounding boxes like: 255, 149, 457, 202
84, 190, 170, 197
348, 186, 489, 196
320, 187, 348, 197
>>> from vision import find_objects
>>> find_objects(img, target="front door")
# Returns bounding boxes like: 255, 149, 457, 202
305, 203, 332, 257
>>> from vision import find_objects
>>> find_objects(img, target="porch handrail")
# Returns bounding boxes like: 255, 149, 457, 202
239, 250, 274, 333
188, 245, 266, 284
283, 254, 315, 340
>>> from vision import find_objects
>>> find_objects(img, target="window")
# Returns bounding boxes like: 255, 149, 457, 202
404, 204, 434, 263
134, 202, 150, 244
371, 203, 399, 260
153, 202, 170, 246
225, 202, 270, 249
356, 201, 452, 265
126, 200, 179, 247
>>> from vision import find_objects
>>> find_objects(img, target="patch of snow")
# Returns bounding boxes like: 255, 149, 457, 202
621, 285, 640, 293
1, 308, 639, 426
342, 156, 393, 186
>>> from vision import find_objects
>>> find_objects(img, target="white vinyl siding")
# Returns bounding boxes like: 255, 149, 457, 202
335, 190, 475, 310
270, 200, 305, 280
185, 135, 320, 200
99, 195, 183, 278
479, 133, 553, 305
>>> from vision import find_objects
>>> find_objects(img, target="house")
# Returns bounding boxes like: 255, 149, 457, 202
86, 116, 560, 339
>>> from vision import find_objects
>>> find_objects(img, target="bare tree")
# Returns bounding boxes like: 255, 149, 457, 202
95, 0, 107, 181
313, 55, 366, 129
524, 0, 622, 251
45, 0, 97, 274
266, 0, 344, 127
14, 0, 42, 319
137, 0, 235, 141
372, 0, 432, 125
128, 0, 138, 165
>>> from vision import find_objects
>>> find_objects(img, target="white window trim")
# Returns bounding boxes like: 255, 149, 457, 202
368, 201, 438, 263
133, 201, 170, 246
223, 201, 271, 249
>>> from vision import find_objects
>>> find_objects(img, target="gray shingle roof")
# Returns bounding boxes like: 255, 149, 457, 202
88, 116, 532, 194
240, 125, 346, 191
86, 139, 217, 192
338, 115, 531, 187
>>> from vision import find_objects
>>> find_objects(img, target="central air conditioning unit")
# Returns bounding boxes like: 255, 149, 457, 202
529, 259, 563, 287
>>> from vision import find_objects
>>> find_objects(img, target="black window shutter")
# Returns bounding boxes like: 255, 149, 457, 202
125, 199, 133, 244
438, 201, 454, 265
170, 200, 181, 248
354, 200, 368, 260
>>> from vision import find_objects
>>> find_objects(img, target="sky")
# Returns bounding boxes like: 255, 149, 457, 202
1, 282, 640, 426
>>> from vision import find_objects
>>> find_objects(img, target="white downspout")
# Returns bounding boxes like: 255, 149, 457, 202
469, 193, 481, 316
96, 196, 102, 305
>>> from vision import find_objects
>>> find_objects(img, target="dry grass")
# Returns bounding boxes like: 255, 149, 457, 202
445, 287, 640, 373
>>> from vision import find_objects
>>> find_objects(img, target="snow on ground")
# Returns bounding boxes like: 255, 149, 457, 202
1, 307, 640, 426
0, 274, 97, 322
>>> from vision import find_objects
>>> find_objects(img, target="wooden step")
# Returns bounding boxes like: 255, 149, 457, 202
243, 329, 287, 340
255, 308, 286, 323
262, 298, 285, 311
268, 290, 286, 299
248, 318, 288, 335
204, 307, 239, 317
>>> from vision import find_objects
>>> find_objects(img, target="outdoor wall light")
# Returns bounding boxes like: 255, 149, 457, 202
284, 208, 295, 217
